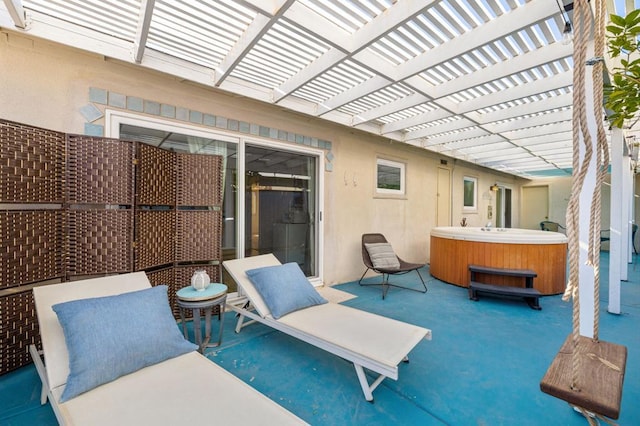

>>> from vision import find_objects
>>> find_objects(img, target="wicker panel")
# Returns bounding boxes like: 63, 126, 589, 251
0, 289, 39, 375
145, 267, 179, 317
0, 119, 65, 203
176, 153, 223, 207
137, 143, 176, 206
67, 135, 135, 205
0, 211, 65, 288
135, 210, 175, 270
176, 210, 222, 262
67, 210, 133, 276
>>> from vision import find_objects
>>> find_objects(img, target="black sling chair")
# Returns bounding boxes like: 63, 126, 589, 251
358, 233, 427, 299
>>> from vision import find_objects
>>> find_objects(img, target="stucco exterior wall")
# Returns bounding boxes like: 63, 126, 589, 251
0, 30, 526, 285
522, 177, 573, 227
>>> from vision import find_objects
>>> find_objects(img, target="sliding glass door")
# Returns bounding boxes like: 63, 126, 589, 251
495, 186, 512, 228
244, 144, 317, 276
109, 112, 322, 280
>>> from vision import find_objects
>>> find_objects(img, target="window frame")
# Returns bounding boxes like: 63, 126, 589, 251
376, 158, 406, 196
463, 176, 477, 212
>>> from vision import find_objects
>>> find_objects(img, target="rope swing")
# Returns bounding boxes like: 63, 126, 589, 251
540, 0, 627, 423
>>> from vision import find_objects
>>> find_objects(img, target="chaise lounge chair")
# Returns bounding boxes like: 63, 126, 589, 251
29, 271, 306, 425
223, 254, 432, 402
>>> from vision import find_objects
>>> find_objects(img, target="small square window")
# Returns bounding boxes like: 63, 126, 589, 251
463, 176, 477, 211
377, 158, 405, 195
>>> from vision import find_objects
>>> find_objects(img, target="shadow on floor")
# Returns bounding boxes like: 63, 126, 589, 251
2, 252, 638, 425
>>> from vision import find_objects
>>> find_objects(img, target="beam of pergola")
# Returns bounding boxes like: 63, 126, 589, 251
314, 0, 561, 115
471, 92, 573, 125
214, 0, 295, 86
2, 0, 613, 178
438, 134, 507, 150
271, 0, 437, 102
2, 0, 26, 28
454, 72, 573, 115
357, 43, 572, 127
402, 73, 572, 142
412, 42, 573, 101
133, 0, 155, 64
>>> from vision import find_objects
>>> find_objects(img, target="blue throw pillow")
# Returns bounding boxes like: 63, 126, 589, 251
246, 262, 327, 319
53, 285, 197, 402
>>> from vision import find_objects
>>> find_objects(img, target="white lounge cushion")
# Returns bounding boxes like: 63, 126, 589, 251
53, 352, 304, 425
223, 254, 432, 402
278, 303, 430, 371
33, 272, 307, 426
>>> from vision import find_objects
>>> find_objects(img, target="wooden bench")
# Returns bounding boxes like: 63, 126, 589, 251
468, 264, 541, 310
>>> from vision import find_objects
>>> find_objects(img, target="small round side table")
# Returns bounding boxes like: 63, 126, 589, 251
176, 283, 227, 353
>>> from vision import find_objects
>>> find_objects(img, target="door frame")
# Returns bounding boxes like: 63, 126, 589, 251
106, 110, 325, 285
239, 137, 325, 285
494, 183, 513, 228
521, 185, 549, 230
436, 167, 451, 226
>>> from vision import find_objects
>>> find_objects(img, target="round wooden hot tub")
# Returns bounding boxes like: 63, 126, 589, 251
430, 226, 567, 295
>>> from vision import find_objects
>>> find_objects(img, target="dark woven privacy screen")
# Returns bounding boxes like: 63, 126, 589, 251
1, 119, 224, 375
135, 144, 224, 268
0, 290, 39, 376
135, 210, 176, 270
66, 210, 134, 275
67, 135, 135, 205
0, 120, 65, 203
177, 153, 223, 206
176, 210, 222, 262
0, 210, 65, 288
137, 143, 176, 206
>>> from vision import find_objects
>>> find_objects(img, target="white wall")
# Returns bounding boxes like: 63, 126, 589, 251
522, 177, 572, 228
523, 174, 640, 245
450, 163, 521, 228
0, 30, 527, 285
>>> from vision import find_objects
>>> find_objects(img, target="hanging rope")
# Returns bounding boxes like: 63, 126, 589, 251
539, 1, 628, 420
542, 7, 626, 419
562, 0, 613, 400
588, 0, 609, 341
562, 0, 594, 392
574, 406, 618, 426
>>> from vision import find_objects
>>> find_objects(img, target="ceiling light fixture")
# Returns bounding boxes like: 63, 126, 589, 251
555, 0, 573, 45
562, 21, 573, 45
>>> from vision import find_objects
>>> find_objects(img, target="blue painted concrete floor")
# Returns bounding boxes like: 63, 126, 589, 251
1, 252, 638, 425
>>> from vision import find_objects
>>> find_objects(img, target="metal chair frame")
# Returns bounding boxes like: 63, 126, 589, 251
358, 233, 428, 299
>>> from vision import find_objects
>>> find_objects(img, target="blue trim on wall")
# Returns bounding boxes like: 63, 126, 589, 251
85, 87, 334, 171
525, 168, 573, 177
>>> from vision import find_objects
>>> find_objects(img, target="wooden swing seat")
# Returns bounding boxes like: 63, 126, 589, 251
540, 335, 627, 420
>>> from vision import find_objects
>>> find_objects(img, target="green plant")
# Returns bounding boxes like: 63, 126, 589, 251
605, 9, 640, 129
